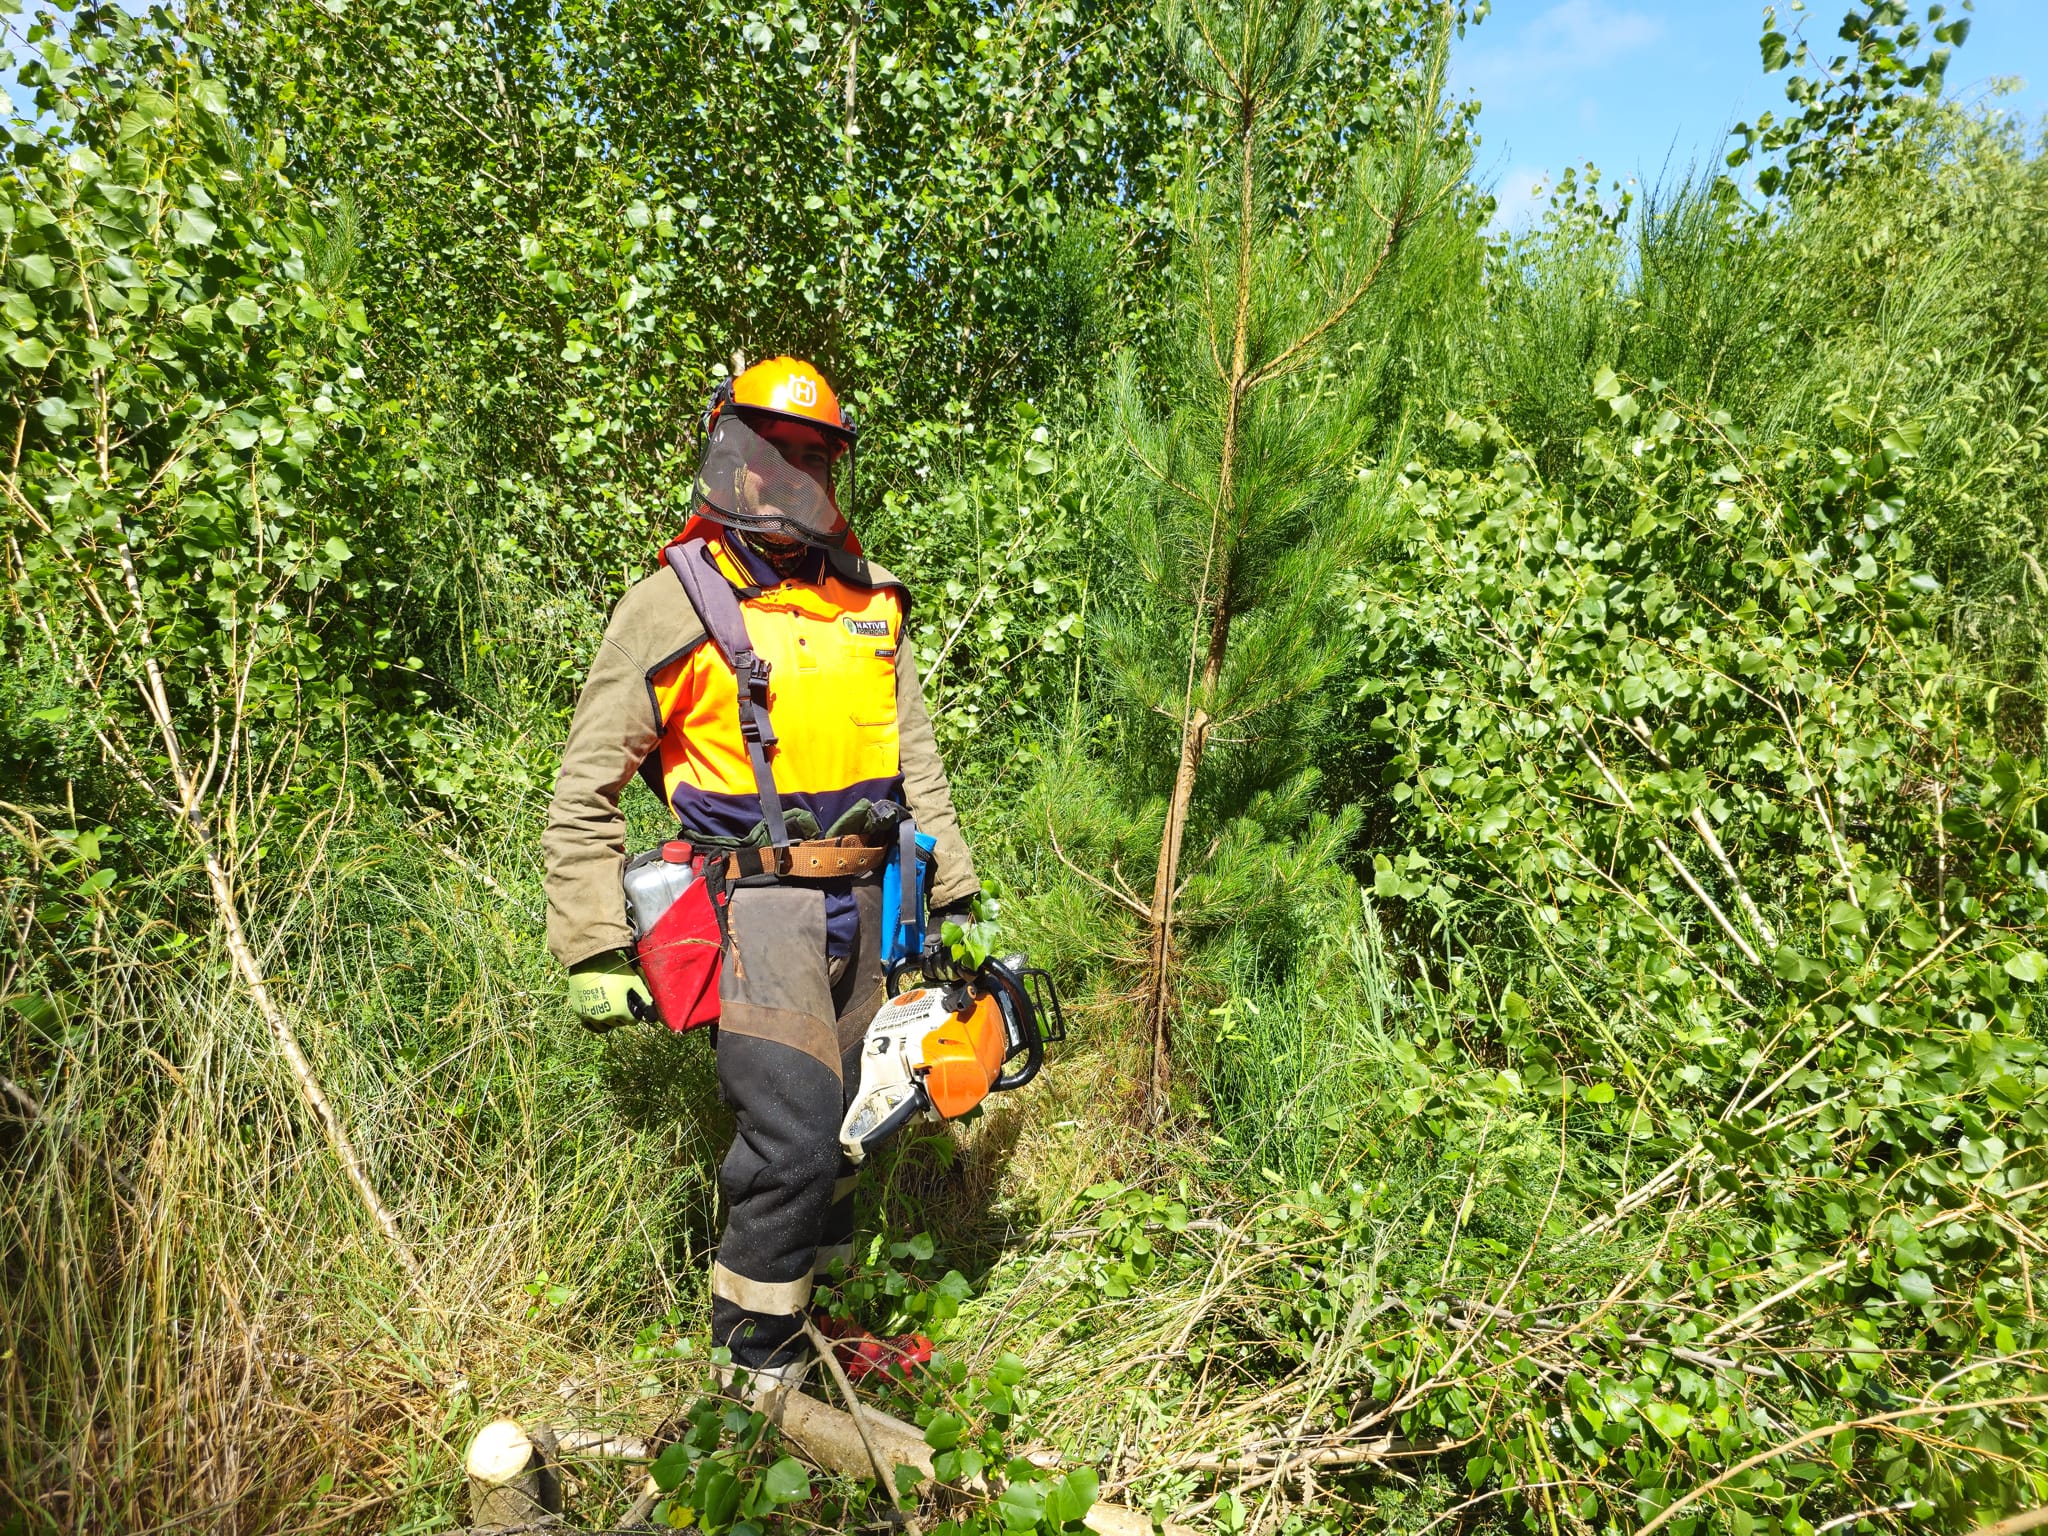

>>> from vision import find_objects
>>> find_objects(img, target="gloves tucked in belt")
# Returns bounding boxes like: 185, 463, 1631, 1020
568, 950, 654, 1032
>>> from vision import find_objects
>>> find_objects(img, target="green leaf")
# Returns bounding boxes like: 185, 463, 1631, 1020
1897, 1270, 1936, 1305
698, 1467, 740, 1528
923, 1411, 964, 1451
2002, 950, 2047, 983
14, 253, 54, 288
650, 1442, 692, 1492
1042, 1467, 1098, 1525
760, 1456, 809, 1504
7, 335, 50, 368
996, 1480, 1045, 1531
1771, 945, 1821, 983
174, 209, 218, 247
1641, 1401, 1692, 1440
225, 297, 263, 328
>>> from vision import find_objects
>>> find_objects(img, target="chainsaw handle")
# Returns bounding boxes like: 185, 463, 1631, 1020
983, 959, 1045, 1094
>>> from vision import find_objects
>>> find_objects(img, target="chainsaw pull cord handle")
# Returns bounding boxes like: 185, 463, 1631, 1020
664, 538, 790, 849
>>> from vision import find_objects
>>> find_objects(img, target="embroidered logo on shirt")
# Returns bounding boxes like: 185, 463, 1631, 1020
843, 618, 892, 637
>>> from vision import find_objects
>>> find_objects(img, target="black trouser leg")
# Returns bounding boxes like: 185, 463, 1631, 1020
709, 880, 894, 1367
710, 886, 841, 1370
710, 1029, 843, 1368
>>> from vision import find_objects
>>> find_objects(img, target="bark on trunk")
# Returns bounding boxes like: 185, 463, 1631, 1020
1139, 90, 1259, 1122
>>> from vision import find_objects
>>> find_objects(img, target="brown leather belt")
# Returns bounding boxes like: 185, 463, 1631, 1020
726, 836, 892, 881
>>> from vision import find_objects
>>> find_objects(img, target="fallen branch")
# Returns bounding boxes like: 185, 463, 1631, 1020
800, 1313, 909, 1508
1634, 1394, 2048, 1536
1172, 1434, 1421, 1473
1968, 1508, 2048, 1536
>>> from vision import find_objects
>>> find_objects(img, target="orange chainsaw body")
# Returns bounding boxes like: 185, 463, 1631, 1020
919, 991, 1010, 1119
840, 959, 1065, 1162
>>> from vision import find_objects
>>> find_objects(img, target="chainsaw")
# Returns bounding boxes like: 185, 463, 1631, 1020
838, 954, 1065, 1162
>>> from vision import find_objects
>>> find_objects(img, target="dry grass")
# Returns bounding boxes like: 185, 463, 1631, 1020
0, 783, 1241, 1534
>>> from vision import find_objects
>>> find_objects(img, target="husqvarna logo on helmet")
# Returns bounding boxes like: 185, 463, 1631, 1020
783, 375, 819, 410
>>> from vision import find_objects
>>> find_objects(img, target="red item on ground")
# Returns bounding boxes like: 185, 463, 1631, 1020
811, 1312, 934, 1382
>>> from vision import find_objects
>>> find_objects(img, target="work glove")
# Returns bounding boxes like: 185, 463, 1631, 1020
924, 901, 977, 969
567, 950, 655, 1033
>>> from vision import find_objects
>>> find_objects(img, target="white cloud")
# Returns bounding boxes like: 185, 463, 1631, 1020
1487, 165, 1551, 232
1454, 0, 1665, 113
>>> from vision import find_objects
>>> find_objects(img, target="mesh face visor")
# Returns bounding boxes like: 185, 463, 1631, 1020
692, 411, 851, 548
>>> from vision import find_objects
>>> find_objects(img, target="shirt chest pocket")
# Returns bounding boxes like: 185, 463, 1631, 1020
831, 614, 899, 728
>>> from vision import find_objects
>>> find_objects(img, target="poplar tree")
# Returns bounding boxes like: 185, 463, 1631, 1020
1094, 0, 1464, 1116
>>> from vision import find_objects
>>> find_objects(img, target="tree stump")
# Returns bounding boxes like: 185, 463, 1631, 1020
465, 1417, 562, 1529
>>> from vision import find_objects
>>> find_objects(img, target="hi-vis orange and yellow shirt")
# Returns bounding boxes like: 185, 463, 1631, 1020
540, 517, 979, 970
649, 525, 906, 844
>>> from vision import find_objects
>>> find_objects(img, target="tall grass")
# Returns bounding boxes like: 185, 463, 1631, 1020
0, 770, 734, 1530
1189, 896, 1405, 1190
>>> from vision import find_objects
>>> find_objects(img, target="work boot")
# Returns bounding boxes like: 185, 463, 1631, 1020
810, 1311, 933, 1382
714, 1352, 813, 1405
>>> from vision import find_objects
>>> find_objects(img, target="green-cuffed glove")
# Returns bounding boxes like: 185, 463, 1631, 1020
568, 950, 655, 1032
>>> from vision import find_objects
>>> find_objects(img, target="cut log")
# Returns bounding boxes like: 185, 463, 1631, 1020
477, 1394, 1190, 1536
465, 1417, 561, 1529
756, 1390, 1192, 1536
758, 1385, 935, 1488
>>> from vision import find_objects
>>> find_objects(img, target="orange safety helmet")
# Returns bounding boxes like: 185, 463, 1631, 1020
704, 356, 856, 453
695, 356, 858, 548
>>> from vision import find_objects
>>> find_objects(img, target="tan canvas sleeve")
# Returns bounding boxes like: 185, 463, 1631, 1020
894, 644, 979, 909
544, 572, 706, 968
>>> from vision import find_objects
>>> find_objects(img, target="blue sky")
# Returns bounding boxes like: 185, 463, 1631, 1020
1451, 0, 2048, 227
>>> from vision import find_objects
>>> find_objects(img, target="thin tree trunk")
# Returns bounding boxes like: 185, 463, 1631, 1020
122, 550, 422, 1282
1141, 90, 1260, 1121
839, 7, 858, 317
78, 288, 419, 1280
72, 270, 419, 1277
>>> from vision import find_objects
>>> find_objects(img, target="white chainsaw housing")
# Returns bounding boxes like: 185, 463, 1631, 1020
838, 985, 957, 1163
